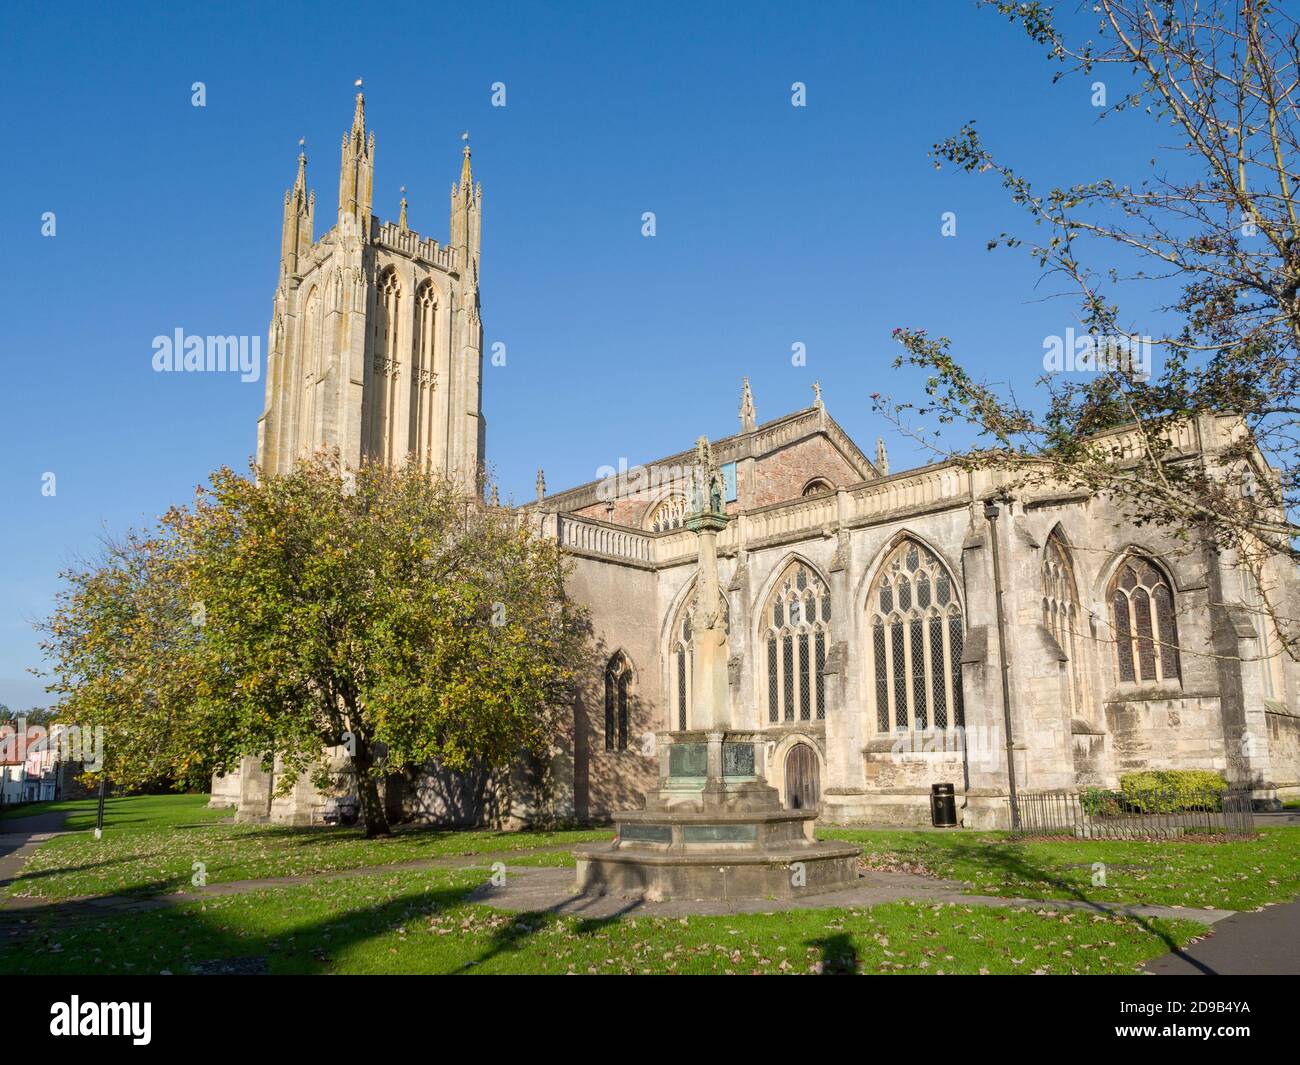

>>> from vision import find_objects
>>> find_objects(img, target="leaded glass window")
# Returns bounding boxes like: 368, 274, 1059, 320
604, 652, 632, 751
868, 539, 964, 731
646, 493, 688, 532
1109, 555, 1181, 684
1042, 531, 1090, 720
761, 561, 832, 726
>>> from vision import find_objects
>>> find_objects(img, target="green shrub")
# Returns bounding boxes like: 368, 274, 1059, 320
1118, 770, 1227, 814
1080, 787, 1124, 817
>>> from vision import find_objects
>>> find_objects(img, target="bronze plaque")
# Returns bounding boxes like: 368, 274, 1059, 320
683, 824, 758, 843
722, 742, 755, 777
620, 823, 672, 844
669, 742, 708, 778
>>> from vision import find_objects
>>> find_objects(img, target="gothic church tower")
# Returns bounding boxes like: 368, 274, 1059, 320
256, 91, 486, 495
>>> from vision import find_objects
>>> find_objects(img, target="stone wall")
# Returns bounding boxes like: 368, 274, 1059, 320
564, 554, 662, 821
1266, 703, 1300, 797
1104, 696, 1228, 776
208, 769, 240, 808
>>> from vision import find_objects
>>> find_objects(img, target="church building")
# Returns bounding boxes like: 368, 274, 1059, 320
213, 95, 1300, 829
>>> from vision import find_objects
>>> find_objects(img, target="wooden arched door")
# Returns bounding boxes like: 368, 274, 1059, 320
784, 743, 820, 811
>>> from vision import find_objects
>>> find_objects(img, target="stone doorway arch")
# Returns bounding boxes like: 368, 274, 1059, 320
784, 742, 820, 812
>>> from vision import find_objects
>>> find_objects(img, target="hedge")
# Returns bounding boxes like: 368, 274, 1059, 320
1119, 770, 1228, 814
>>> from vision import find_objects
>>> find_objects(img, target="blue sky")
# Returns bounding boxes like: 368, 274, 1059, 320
0, 0, 1156, 710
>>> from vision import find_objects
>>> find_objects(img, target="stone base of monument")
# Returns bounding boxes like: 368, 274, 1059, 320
573, 733, 862, 901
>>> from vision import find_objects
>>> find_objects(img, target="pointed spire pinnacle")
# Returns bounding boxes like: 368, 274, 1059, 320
338, 80, 374, 226
352, 79, 366, 134
811, 380, 823, 409
399, 185, 408, 231
489, 484, 500, 507
535, 468, 546, 503
460, 130, 473, 188
295, 138, 307, 186
875, 437, 889, 476
738, 377, 757, 432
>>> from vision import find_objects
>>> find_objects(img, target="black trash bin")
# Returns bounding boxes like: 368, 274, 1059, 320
930, 782, 958, 827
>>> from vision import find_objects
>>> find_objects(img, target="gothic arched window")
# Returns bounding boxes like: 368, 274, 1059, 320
867, 539, 964, 732
1042, 531, 1090, 718
1109, 554, 1181, 684
604, 652, 632, 751
409, 280, 438, 463
762, 560, 831, 724
802, 478, 834, 497
668, 586, 730, 731
646, 493, 687, 532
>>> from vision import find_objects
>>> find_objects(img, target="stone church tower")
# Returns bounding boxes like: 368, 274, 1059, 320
256, 92, 486, 494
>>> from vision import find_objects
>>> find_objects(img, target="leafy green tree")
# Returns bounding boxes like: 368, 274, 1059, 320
41, 456, 586, 836
38, 531, 212, 792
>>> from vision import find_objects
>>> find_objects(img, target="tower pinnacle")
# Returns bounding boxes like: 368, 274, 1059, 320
739, 377, 757, 432
338, 83, 374, 229
280, 140, 313, 279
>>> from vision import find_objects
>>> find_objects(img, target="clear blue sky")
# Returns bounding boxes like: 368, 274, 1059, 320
0, 0, 1155, 710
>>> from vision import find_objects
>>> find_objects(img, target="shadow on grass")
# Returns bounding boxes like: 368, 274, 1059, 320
454, 892, 642, 973
836, 829, 1211, 967
939, 838, 1196, 965
805, 932, 859, 975
0, 879, 483, 976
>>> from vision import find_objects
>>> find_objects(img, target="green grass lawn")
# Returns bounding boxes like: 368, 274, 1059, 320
821, 827, 1300, 911
2, 794, 1292, 976
0, 865, 1205, 975
11, 796, 1298, 913
5, 795, 612, 900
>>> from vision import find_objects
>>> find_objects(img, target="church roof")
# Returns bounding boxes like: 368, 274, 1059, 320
536, 400, 881, 514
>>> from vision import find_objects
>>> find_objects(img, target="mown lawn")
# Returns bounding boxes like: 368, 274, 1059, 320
821, 827, 1300, 911
3, 795, 1291, 975
0, 794, 222, 827
0, 866, 1204, 975
5, 795, 612, 900
10, 796, 1298, 913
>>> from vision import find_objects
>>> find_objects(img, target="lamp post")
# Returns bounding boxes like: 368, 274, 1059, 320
94, 774, 107, 840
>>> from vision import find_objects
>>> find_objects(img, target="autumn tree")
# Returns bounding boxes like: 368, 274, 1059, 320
38, 531, 214, 792
41, 457, 586, 836
879, 0, 1300, 659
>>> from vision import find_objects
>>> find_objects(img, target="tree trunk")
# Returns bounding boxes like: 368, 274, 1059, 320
353, 738, 391, 838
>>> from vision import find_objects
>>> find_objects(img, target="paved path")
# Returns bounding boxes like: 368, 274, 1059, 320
0, 844, 579, 922
1144, 899, 1300, 975
0, 810, 69, 892
465, 865, 1237, 925
0, 846, 1235, 928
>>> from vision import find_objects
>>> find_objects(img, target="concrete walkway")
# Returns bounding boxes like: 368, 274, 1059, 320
0, 847, 1235, 928
0, 809, 69, 892
1144, 899, 1300, 975
0, 844, 580, 921
465, 864, 1238, 925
